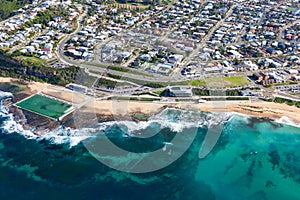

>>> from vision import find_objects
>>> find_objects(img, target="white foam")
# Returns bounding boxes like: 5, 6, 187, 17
205, 112, 233, 127
0, 101, 233, 148
112, 108, 213, 135
116, 121, 154, 135
0, 103, 102, 147
231, 110, 300, 128
275, 116, 300, 128
0, 91, 13, 100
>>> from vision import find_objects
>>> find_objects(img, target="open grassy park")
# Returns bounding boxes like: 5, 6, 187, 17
189, 76, 250, 88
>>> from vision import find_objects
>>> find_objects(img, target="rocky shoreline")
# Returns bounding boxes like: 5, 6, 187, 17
4, 92, 160, 133
1, 78, 300, 135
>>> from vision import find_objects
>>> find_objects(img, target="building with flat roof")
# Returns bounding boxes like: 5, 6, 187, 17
66, 83, 88, 93
168, 87, 192, 97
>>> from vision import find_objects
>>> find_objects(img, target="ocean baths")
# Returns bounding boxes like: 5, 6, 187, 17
15, 94, 74, 121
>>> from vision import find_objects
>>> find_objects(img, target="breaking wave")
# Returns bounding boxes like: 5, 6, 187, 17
275, 116, 300, 128
0, 94, 234, 149
1, 91, 270, 149
115, 108, 233, 136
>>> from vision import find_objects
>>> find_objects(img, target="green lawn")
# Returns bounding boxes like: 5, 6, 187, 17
16, 94, 72, 120
0, 0, 30, 20
189, 79, 206, 87
190, 76, 250, 88
287, 7, 297, 12
223, 76, 250, 87
15, 56, 46, 67
153, 90, 164, 96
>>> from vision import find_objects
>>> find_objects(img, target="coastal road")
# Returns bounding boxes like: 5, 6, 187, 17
277, 19, 300, 41
56, 2, 244, 84
55, 2, 298, 86
56, 5, 88, 64
170, 4, 237, 81
94, 0, 178, 63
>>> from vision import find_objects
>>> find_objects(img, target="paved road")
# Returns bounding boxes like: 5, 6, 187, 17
55, 2, 300, 87
171, 4, 237, 81
278, 19, 300, 41
56, 5, 89, 64
94, 1, 178, 63
56, 2, 189, 83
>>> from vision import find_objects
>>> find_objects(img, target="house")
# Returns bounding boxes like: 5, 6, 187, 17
285, 69, 298, 74
228, 50, 243, 59
261, 79, 275, 86
82, 52, 94, 60
67, 49, 82, 59
292, 75, 300, 81
252, 73, 263, 82
140, 54, 152, 62
243, 60, 258, 71
131, 59, 141, 67
24, 46, 35, 53
168, 54, 184, 64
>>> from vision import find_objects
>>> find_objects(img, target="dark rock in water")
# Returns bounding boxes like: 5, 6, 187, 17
247, 117, 282, 130
265, 180, 276, 188
9, 105, 26, 124
96, 113, 116, 122
1, 98, 12, 107
9, 105, 60, 133
240, 153, 252, 162
268, 146, 280, 170
258, 161, 263, 168
247, 160, 256, 177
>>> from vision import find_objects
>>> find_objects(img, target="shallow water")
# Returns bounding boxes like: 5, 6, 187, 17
0, 107, 300, 200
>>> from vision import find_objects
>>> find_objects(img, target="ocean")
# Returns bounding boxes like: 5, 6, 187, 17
0, 100, 300, 199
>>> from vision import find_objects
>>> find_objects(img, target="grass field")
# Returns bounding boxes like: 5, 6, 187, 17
0, 0, 30, 20
15, 56, 46, 67
16, 94, 72, 120
190, 76, 250, 88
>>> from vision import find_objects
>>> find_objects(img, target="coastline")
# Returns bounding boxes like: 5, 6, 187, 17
1, 77, 300, 128
91, 100, 300, 124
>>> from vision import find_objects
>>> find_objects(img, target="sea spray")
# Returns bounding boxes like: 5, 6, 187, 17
3, 93, 298, 152
0, 96, 235, 149
276, 116, 300, 128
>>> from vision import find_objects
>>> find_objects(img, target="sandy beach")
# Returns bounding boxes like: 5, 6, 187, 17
91, 100, 300, 124
0, 77, 50, 94
1, 78, 300, 124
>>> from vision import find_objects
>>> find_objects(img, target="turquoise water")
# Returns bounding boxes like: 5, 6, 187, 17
195, 116, 300, 200
0, 109, 300, 200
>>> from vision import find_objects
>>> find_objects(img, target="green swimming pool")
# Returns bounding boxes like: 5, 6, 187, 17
15, 94, 72, 120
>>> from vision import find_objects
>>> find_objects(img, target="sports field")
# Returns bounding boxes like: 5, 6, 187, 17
15, 94, 73, 120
